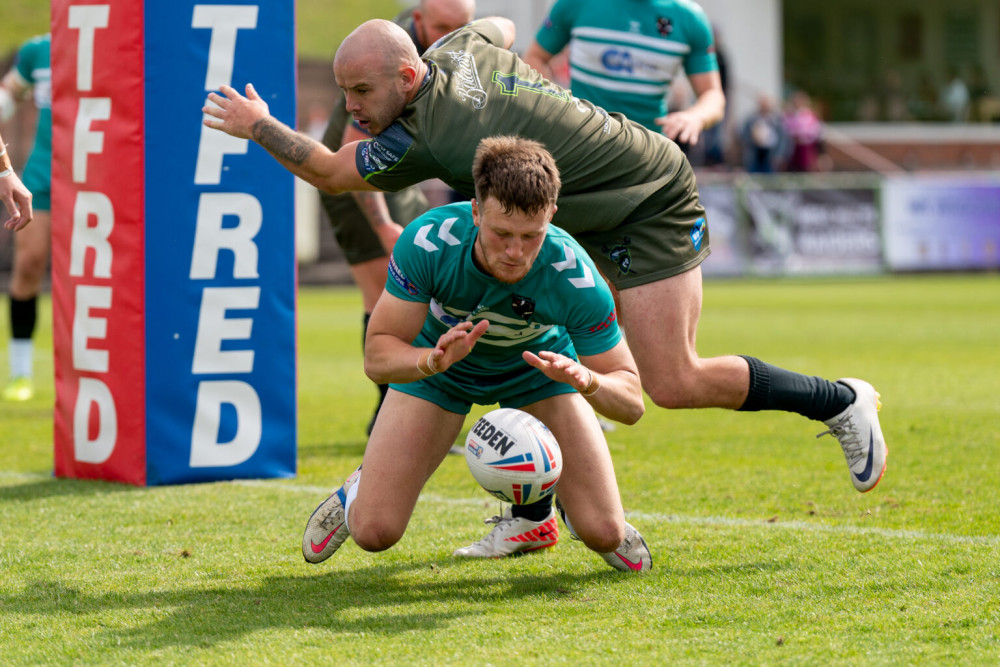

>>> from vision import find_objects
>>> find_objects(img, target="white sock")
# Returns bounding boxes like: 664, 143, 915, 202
9, 338, 33, 379
343, 472, 361, 534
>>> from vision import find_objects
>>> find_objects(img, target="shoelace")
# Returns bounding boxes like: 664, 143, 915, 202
318, 495, 344, 531
482, 514, 514, 528
816, 414, 865, 466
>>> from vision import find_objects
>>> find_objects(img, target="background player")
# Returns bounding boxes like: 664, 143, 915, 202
1, 33, 50, 402
301, 136, 652, 571
523, 0, 725, 146
318, 0, 475, 433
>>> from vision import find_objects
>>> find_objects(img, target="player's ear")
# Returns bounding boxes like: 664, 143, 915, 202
471, 198, 480, 226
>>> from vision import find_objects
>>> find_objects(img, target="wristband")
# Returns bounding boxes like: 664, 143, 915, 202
580, 369, 601, 397
416, 350, 439, 376
426, 352, 440, 374
416, 351, 431, 376
0, 168, 13, 179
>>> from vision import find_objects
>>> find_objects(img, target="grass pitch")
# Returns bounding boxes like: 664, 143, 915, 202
2, 274, 999, 665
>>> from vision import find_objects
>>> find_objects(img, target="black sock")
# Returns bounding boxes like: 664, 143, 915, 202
737, 355, 855, 422
363, 313, 389, 434
511, 497, 554, 522
9, 295, 37, 339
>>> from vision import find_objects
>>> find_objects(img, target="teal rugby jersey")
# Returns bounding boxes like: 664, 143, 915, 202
355, 20, 698, 236
535, 0, 718, 131
13, 34, 52, 158
385, 202, 621, 381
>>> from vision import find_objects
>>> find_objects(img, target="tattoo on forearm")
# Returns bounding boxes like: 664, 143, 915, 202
355, 191, 389, 226
251, 119, 313, 165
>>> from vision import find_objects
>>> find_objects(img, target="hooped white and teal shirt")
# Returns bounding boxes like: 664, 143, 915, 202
385, 202, 622, 383
535, 0, 718, 131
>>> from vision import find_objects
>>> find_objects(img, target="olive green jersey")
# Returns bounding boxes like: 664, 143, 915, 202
355, 20, 709, 288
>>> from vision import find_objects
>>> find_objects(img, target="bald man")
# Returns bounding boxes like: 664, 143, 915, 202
318, 0, 476, 435
206, 19, 887, 517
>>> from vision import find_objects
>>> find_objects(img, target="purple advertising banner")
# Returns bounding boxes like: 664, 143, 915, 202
882, 177, 1000, 271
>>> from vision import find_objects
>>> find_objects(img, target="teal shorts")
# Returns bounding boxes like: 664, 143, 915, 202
390, 364, 576, 415
22, 148, 51, 211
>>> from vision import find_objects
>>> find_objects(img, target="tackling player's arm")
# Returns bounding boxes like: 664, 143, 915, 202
523, 42, 556, 80
364, 292, 490, 384
654, 70, 725, 145
202, 83, 378, 195
523, 339, 644, 425
342, 122, 405, 252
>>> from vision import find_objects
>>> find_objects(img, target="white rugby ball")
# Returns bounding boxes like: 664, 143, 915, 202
464, 408, 562, 505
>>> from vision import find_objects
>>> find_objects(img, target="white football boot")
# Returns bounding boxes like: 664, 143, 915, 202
453, 508, 559, 558
817, 378, 888, 493
302, 465, 362, 563
600, 522, 653, 572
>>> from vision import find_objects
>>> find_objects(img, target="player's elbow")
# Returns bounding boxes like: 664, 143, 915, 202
363, 358, 386, 384
620, 400, 645, 426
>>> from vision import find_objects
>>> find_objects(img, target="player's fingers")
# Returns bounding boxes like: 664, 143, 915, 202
246, 83, 259, 100
465, 319, 490, 345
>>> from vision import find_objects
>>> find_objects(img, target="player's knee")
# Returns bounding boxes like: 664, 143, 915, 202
578, 518, 625, 554
14, 253, 48, 284
349, 516, 403, 552
643, 377, 692, 409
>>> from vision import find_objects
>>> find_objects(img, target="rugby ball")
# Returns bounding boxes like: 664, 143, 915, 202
464, 408, 562, 505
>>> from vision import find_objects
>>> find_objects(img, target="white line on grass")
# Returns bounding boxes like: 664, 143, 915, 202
230, 480, 1000, 547
5, 472, 996, 547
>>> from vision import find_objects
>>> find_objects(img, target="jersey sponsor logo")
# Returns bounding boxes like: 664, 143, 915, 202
602, 236, 637, 277
601, 49, 634, 74
429, 299, 553, 347
388, 254, 419, 296
588, 309, 617, 333
550, 243, 596, 288
446, 50, 487, 108
690, 217, 706, 251
358, 123, 414, 177
510, 294, 535, 321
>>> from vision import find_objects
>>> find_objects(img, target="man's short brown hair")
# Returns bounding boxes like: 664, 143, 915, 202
472, 136, 561, 216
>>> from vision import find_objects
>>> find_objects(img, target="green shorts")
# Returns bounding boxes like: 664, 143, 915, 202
390, 364, 576, 415
573, 162, 711, 291
319, 186, 429, 265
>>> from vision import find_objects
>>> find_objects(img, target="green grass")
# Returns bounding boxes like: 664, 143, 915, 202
0, 1, 408, 60
2, 274, 1000, 665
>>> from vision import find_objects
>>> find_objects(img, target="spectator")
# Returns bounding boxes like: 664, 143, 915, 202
740, 94, 788, 173
940, 66, 970, 122
784, 90, 824, 172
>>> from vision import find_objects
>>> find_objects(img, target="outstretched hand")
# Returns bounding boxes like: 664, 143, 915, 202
1, 171, 33, 231
202, 83, 270, 139
428, 319, 491, 373
522, 350, 591, 392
